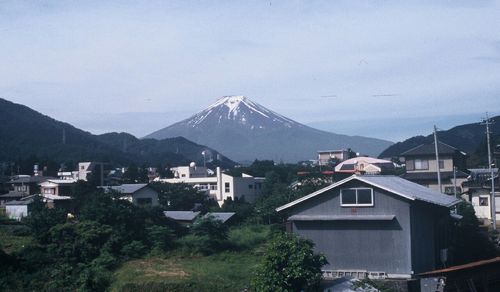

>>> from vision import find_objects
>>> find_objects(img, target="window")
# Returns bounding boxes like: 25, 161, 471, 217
249, 184, 253, 189
210, 184, 217, 190
341, 188, 374, 207
439, 160, 445, 169
479, 197, 489, 206
256, 183, 262, 190
414, 159, 428, 170
224, 182, 230, 193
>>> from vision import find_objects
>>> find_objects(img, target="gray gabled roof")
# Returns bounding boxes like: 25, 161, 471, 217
205, 212, 236, 223
401, 142, 465, 156
163, 211, 200, 221
276, 175, 460, 212
105, 183, 148, 194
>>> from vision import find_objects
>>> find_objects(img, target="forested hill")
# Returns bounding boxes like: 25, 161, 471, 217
0, 98, 234, 167
378, 115, 500, 166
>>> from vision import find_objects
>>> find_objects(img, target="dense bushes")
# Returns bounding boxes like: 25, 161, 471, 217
252, 232, 327, 292
0, 190, 180, 291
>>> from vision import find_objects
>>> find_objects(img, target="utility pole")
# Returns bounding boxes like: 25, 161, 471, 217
482, 114, 496, 230
434, 125, 442, 193
453, 166, 457, 198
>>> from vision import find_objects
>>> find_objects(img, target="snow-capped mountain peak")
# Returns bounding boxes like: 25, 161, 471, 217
144, 95, 393, 162
185, 95, 298, 129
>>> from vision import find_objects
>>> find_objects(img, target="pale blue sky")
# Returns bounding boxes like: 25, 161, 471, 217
1, 0, 500, 141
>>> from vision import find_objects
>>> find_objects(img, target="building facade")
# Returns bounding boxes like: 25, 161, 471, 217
277, 175, 459, 279
400, 142, 468, 194
155, 164, 264, 206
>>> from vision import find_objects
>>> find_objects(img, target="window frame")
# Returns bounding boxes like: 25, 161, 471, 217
340, 188, 374, 207
414, 159, 429, 170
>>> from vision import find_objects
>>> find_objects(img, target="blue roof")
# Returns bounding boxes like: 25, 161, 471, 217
205, 212, 235, 223
105, 184, 148, 194
277, 175, 460, 212
164, 211, 200, 221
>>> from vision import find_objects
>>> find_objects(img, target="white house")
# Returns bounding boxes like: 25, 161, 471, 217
103, 184, 159, 207
155, 163, 265, 206
463, 169, 500, 223
5, 197, 34, 221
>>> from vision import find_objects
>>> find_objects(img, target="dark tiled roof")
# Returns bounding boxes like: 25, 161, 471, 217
9, 175, 53, 184
401, 142, 464, 156
0, 191, 28, 198
401, 171, 468, 181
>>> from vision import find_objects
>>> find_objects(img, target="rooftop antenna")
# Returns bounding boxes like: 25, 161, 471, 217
434, 125, 442, 193
481, 113, 496, 230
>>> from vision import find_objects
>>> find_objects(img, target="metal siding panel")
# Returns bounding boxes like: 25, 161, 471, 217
410, 202, 437, 274
289, 180, 412, 275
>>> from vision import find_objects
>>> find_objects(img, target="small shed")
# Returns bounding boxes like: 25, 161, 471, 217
276, 175, 460, 279
103, 184, 159, 206
5, 197, 34, 221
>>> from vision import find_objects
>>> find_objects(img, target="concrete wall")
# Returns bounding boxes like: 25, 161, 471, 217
287, 180, 413, 276
221, 174, 263, 203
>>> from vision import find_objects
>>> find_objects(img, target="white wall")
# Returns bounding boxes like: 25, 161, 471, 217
6, 205, 29, 221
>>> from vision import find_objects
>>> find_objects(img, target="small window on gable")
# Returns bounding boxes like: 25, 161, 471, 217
341, 188, 374, 207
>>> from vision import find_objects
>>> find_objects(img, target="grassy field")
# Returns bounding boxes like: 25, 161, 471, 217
111, 224, 272, 292
0, 223, 33, 254
111, 251, 261, 291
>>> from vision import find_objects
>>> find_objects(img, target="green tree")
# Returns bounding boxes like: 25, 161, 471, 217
450, 202, 498, 265
252, 232, 327, 292
24, 196, 67, 243
179, 215, 229, 254
150, 182, 209, 210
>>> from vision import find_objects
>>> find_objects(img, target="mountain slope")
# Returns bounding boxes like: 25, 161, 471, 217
0, 98, 234, 167
145, 96, 393, 162
378, 115, 500, 159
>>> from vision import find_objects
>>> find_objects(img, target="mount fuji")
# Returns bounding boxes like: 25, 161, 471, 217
145, 96, 393, 162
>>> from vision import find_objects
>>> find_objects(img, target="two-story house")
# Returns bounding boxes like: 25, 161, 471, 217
400, 142, 468, 194
317, 149, 351, 166
155, 163, 265, 206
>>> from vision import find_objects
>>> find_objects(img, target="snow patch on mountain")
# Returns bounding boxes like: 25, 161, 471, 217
185, 95, 297, 129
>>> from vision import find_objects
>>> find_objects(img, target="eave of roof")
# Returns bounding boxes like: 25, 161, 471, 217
288, 215, 395, 221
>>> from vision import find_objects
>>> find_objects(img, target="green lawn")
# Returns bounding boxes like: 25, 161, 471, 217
111, 251, 261, 292
0, 224, 33, 254
111, 224, 272, 292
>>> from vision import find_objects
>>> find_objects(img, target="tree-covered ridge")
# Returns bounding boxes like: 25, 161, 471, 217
378, 115, 500, 168
0, 98, 234, 168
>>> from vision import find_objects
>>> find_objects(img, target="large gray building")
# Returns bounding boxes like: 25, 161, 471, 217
276, 175, 460, 279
